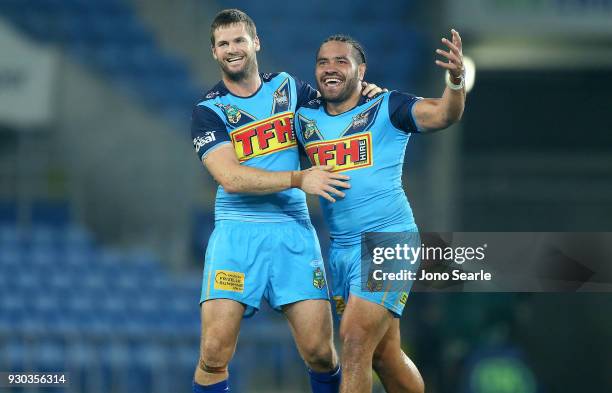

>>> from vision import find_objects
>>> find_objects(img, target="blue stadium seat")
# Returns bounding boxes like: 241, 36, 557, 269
63, 224, 94, 247
0, 245, 20, 267
31, 200, 71, 227
0, 201, 17, 223
33, 339, 67, 370
1, 339, 28, 371
30, 225, 58, 245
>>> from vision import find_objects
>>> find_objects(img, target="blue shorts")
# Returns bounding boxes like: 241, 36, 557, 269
329, 225, 420, 318
201, 219, 329, 316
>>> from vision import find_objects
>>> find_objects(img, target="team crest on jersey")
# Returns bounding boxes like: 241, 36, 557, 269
272, 78, 291, 114
352, 112, 369, 128
304, 132, 373, 172
230, 112, 296, 162
343, 96, 383, 136
274, 90, 288, 106
297, 114, 323, 143
304, 120, 320, 139
215, 103, 242, 124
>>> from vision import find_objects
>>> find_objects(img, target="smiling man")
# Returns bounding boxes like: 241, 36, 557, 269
190, 9, 384, 393
295, 33, 466, 393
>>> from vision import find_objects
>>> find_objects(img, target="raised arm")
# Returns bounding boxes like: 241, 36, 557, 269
413, 29, 466, 132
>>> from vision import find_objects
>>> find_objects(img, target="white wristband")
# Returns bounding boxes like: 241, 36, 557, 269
445, 71, 465, 90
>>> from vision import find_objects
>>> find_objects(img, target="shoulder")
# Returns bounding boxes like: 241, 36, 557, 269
261, 71, 296, 83
299, 97, 324, 111
197, 81, 229, 104
261, 72, 281, 82
388, 90, 420, 107
192, 82, 230, 121
263, 72, 310, 90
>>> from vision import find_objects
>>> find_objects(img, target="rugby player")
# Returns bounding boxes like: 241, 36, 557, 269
191, 9, 383, 393
295, 32, 465, 393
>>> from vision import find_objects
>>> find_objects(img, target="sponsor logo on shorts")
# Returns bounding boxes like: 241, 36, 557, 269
312, 267, 326, 289
367, 274, 384, 292
214, 270, 245, 292
399, 292, 408, 305
304, 132, 373, 172
333, 296, 345, 315
230, 112, 296, 162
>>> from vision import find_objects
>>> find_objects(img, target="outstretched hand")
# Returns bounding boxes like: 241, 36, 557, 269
435, 29, 464, 80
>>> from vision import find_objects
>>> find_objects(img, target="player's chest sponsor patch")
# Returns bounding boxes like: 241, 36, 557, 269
230, 112, 296, 162
304, 132, 373, 172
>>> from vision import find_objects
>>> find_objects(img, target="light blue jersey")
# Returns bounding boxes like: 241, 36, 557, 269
192, 72, 318, 222
191, 72, 329, 315
295, 91, 423, 316
295, 91, 422, 245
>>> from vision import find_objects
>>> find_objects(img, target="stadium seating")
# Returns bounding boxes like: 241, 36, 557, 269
0, 0, 200, 124
219, 0, 425, 91
0, 206, 304, 392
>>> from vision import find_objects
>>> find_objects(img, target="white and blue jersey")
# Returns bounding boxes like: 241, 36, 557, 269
295, 91, 423, 316
191, 73, 329, 315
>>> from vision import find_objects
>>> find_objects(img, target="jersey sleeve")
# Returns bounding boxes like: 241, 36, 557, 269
388, 91, 423, 133
191, 104, 231, 161
295, 78, 319, 109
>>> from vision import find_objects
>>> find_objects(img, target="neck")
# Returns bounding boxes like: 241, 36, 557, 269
325, 89, 361, 115
222, 68, 261, 97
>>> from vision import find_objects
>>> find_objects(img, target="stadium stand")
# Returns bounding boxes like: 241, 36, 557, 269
217, 0, 425, 91
0, 0, 200, 123
0, 210, 302, 392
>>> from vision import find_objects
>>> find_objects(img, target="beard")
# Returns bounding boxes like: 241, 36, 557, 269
317, 70, 360, 104
218, 53, 258, 82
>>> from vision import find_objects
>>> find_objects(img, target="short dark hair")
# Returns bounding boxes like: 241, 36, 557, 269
319, 34, 367, 64
210, 9, 257, 46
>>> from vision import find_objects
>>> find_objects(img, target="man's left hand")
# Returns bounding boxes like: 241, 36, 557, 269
435, 29, 464, 82
361, 81, 388, 98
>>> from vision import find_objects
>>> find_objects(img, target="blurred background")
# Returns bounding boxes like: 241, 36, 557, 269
1, 0, 611, 392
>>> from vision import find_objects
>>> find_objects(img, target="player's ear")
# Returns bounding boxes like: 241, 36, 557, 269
253, 35, 261, 52
211, 45, 218, 60
358, 63, 366, 80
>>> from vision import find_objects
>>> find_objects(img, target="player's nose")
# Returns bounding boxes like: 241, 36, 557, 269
227, 42, 240, 54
